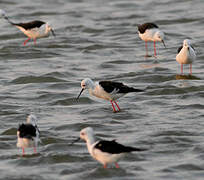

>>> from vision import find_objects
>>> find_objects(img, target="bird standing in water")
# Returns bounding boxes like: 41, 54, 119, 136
17, 114, 40, 155
176, 39, 196, 75
79, 127, 145, 168
138, 22, 166, 57
0, 9, 55, 45
77, 78, 143, 112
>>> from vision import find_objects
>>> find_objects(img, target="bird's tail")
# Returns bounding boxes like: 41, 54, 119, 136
126, 146, 147, 152
27, 114, 41, 146
0, 10, 15, 25
4, 16, 15, 25
27, 114, 40, 134
130, 87, 144, 93
27, 114, 38, 126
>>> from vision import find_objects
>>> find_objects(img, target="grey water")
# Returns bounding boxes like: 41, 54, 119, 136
0, 0, 204, 179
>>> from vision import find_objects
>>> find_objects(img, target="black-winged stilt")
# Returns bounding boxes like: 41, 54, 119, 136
17, 114, 40, 156
176, 39, 196, 75
77, 78, 143, 112
77, 127, 145, 168
138, 22, 166, 57
0, 10, 55, 45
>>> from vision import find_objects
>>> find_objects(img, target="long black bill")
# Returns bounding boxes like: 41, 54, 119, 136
51, 29, 56, 37
76, 88, 84, 100
69, 137, 80, 145
162, 40, 166, 48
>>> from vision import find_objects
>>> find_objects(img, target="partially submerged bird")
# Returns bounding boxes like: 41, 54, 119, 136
17, 114, 40, 155
77, 78, 143, 112
138, 22, 166, 57
176, 39, 196, 75
1, 10, 55, 45
79, 127, 145, 168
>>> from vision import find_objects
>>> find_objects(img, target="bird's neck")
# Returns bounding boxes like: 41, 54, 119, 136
45, 28, 50, 36
86, 135, 95, 145
88, 81, 96, 90
86, 136, 96, 156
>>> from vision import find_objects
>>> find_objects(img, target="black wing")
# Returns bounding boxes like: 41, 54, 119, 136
94, 140, 143, 154
177, 46, 183, 53
138, 22, 159, 34
14, 20, 45, 30
99, 81, 143, 94
18, 123, 36, 139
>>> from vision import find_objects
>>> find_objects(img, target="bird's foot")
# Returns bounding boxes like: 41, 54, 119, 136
22, 148, 25, 156
113, 110, 120, 113
145, 54, 152, 58
23, 38, 31, 46
115, 163, 120, 168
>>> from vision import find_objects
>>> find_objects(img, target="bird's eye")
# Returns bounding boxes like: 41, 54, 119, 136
81, 132, 85, 136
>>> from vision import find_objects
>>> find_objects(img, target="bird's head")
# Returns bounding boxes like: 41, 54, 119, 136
154, 31, 166, 48
81, 78, 94, 89
69, 127, 95, 146
46, 22, 55, 37
183, 39, 191, 48
76, 78, 94, 100
0, 9, 6, 18
27, 114, 38, 126
80, 127, 94, 142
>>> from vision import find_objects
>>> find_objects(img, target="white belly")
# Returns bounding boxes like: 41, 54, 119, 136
93, 148, 126, 165
176, 48, 195, 64
90, 86, 125, 101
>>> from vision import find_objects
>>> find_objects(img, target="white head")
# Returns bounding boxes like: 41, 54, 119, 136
80, 127, 95, 143
0, 9, 6, 18
45, 22, 55, 37
81, 78, 95, 90
77, 78, 95, 99
154, 31, 164, 41
154, 31, 166, 48
27, 114, 38, 126
183, 39, 191, 48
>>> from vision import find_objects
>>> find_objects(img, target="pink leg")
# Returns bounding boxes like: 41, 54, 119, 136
110, 101, 116, 112
103, 164, 107, 168
33, 39, 36, 45
190, 64, 192, 75
181, 64, 183, 74
115, 163, 120, 168
145, 41, 148, 57
114, 101, 121, 111
34, 147, 37, 154
23, 38, 31, 46
154, 41, 157, 57
22, 148, 25, 156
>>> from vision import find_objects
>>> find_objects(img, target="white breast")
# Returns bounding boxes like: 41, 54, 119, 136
176, 47, 196, 64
